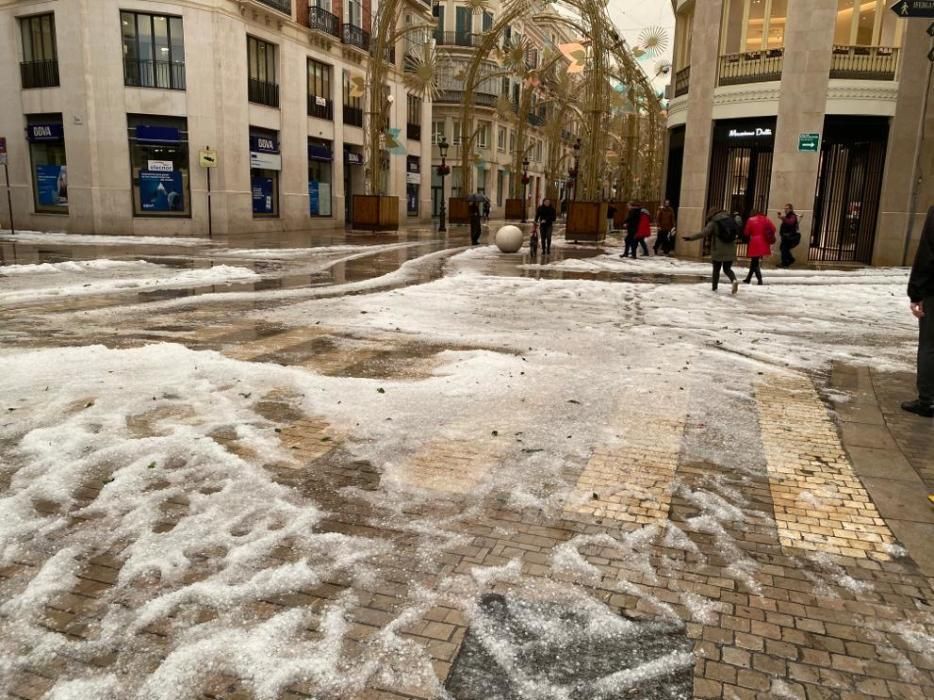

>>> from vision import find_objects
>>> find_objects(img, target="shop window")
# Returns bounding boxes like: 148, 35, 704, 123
250, 127, 280, 217
308, 138, 333, 216
19, 13, 59, 88
127, 115, 190, 217
406, 156, 420, 216
721, 0, 788, 55
834, 0, 901, 47
26, 114, 67, 213
121, 11, 185, 90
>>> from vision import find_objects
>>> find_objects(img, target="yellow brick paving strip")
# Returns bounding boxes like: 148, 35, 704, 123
390, 437, 509, 495
564, 396, 688, 525
756, 375, 897, 560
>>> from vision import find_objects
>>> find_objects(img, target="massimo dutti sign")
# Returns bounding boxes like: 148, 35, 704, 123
728, 128, 773, 138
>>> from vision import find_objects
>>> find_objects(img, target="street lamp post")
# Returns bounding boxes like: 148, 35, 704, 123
437, 136, 449, 233
521, 157, 530, 223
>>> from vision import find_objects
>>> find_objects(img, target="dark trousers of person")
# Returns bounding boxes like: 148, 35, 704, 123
745, 257, 763, 284
540, 222, 553, 254
470, 218, 482, 245
624, 233, 637, 257
712, 261, 736, 291
919, 297, 934, 404
638, 239, 649, 256
655, 229, 671, 254
780, 239, 795, 267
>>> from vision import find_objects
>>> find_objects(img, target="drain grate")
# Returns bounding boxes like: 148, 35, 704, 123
445, 593, 694, 700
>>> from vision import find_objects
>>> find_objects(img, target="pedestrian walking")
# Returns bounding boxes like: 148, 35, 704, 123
535, 197, 557, 255
621, 202, 641, 258
683, 207, 741, 294
469, 200, 482, 245
743, 210, 776, 285
607, 204, 617, 234
636, 205, 652, 257
483, 199, 491, 222
655, 200, 676, 255
778, 204, 801, 268
903, 206, 934, 417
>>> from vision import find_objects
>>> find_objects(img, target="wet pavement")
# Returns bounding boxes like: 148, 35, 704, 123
1, 222, 933, 700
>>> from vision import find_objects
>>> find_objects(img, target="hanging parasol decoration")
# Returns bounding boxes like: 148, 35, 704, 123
633, 26, 670, 61
349, 74, 366, 98
557, 42, 586, 74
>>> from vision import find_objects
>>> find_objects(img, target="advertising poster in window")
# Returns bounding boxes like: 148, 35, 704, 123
36, 164, 68, 207
252, 177, 274, 214
139, 170, 184, 212
308, 181, 332, 216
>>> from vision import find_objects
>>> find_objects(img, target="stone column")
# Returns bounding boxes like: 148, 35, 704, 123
677, 0, 724, 258
874, 22, 934, 266
767, 0, 837, 262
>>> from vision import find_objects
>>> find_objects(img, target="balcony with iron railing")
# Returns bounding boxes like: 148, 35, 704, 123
344, 104, 364, 127
434, 31, 482, 48
830, 46, 899, 80
256, 0, 292, 14
435, 91, 498, 107
249, 78, 280, 107
527, 112, 545, 127
20, 59, 59, 89
407, 123, 421, 140
124, 59, 186, 90
718, 49, 784, 86
343, 23, 370, 51
674, 65, 690, 97
307, 6, 340, 38
308, 94, 333, 120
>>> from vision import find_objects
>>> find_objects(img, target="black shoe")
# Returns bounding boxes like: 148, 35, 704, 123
743, 279, 751, 284
901, 400, 934, 417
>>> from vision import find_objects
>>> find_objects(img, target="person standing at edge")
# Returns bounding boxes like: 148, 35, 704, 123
743, 209, 776, 285
683, 207, 741, 295
621, 202, 642, 258
469, 200, 482, 245
607, 203, 617, 234
656, 200, 676, 255
903, 207, 934, 418
534, 198, 557, 255
778, 203, 800, 268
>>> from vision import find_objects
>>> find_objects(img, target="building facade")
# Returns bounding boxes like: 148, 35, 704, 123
0, 0, 434, 237
427, 0, 579, 218
666, 0, 934, 265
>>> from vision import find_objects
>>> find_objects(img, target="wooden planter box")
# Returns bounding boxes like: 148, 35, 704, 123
566, 201, 608, 242
504, 198, 527, 221
448, 198, 470, 224
351, 195, 399, 231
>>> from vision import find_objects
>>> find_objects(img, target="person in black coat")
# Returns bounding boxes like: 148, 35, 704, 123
904, 207, 934, 417
535, 198, 557, 255
469, 201, 482, 245
621, 203, 642, 258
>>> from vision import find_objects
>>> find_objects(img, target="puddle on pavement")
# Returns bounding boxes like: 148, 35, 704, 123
445, 593, 693, 699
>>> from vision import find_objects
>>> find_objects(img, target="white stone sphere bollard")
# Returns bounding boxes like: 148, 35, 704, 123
495, 225, 524, 253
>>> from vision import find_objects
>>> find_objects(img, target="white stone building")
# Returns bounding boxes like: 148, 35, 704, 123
0, 0, 434, 236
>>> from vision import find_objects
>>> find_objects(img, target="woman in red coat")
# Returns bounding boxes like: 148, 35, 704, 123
635, 207, 652, 257
743, 211, 776, 285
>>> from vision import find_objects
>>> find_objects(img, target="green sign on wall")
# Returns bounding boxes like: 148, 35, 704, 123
799, 133, 820, 152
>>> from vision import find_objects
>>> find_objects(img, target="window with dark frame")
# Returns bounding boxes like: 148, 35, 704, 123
121, 11, 186, 90
19, 13, 59, 89
307, 59, 333, 119
248, 36, 279, 107
343, 71, 363, 127
406, 94, 421, 141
